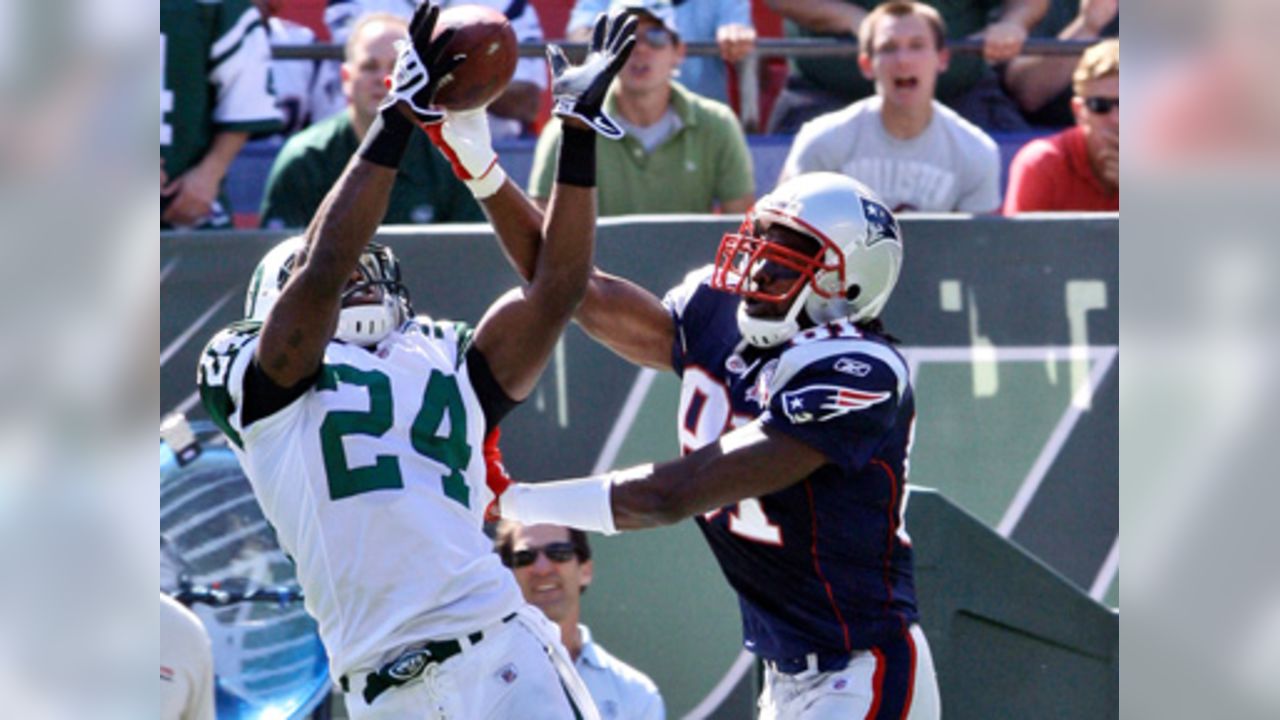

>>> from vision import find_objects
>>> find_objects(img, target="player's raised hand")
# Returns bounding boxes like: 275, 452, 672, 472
383, 1, 466, 125
546, 11, 638, 139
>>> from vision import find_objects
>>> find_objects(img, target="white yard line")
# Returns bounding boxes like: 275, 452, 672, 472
996, 347, 1119, 537
681, 649, 755, 720
160, 290, 236, 367
1089, 536, 1120, 602
591, 367, 658, 474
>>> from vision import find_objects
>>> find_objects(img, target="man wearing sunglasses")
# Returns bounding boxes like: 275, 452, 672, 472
496, 520, 666, 720
1003, 38, 1120, 213
528, 0, 755, 216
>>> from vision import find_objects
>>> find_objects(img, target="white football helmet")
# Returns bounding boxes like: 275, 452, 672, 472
244, 236, 411, 347
711, 172, 903, 347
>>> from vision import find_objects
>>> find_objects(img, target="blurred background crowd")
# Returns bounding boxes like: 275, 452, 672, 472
160, 0, 1121, 232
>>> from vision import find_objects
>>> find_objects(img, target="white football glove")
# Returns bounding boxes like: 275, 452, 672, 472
381, 2, 465, 125
545, 12, 638, 139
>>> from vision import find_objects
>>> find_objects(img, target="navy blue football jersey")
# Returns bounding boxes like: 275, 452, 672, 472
663, 267, 919, 662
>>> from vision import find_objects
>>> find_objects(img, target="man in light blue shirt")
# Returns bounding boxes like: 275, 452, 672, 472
568, 0, 756, 104
496, 521, 666, 720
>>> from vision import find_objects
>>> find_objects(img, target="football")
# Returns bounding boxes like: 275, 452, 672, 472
430, 5, 519, 111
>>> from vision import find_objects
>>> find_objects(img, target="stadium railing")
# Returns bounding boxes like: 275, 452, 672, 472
270, 38, 1098, 132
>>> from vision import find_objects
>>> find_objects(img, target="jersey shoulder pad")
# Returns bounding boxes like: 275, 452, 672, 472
661, 264, 715, 321
196, 320, 262, 449
411, 316, 475, 368
766, 333, 908, 425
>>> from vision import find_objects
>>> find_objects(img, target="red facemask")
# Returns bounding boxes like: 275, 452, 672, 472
710, 216, 845, 304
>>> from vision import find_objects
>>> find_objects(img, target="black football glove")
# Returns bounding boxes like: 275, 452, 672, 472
545, 12, 637, 139
382, 1, 466, 125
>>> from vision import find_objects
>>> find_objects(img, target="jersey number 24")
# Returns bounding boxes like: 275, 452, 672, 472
317, 364, 472, 506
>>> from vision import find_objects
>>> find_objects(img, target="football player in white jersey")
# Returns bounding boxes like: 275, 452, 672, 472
196, 4, 636, 718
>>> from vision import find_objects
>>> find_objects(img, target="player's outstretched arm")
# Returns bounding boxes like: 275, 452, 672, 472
502, 419, 829, 532
255, 1, 460, 388
449, 11, 639, 401
430, 13, 673, 373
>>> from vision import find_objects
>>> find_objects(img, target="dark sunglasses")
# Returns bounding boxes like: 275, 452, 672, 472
1083, 96, 1119, 114
508, 542, 577, 568
637, 26, 676, 49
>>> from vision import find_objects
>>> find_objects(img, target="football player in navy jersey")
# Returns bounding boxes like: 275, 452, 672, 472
492, 171, 941, 719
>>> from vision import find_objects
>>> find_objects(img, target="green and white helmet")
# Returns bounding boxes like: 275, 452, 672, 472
244, 236, 412, 346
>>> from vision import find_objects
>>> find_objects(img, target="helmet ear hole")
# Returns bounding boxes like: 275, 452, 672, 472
845, 284, 861, 302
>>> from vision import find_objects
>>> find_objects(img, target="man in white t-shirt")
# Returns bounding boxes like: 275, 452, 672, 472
779, 0, 1000, 213
495, 519, 665, 720
160, 594, 215, 720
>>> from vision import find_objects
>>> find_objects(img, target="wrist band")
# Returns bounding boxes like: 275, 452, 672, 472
466, 163, 507, 200
356, 107, 413, 169
502, 475, 617, 535
555, 126, 597, 188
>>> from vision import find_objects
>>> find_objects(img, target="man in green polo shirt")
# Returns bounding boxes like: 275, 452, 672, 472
528, 0, 754, 217
259, 12, 483, 228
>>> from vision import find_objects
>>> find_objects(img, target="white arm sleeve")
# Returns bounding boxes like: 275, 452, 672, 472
501, 476, 619, 535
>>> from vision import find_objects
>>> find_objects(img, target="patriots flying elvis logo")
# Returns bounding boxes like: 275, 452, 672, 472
860, 197, 899, 246
781, 384, 891, 423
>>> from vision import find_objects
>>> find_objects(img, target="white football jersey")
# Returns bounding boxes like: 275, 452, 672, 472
198, 318, 523, 678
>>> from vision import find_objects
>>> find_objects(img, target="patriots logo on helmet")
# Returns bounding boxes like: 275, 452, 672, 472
780, 384, 892, 423
860, 197, 899, 246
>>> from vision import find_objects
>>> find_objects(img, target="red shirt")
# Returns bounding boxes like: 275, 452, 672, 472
1003, 126, 1119, 214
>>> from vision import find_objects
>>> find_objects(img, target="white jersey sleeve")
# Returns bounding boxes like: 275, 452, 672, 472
196, 321, 269, 449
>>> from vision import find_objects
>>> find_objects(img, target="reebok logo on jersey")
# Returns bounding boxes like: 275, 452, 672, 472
833, 357, 872, 377
746, 359, 780, 408
781, 384, 891, 423
725, 354, 760, 377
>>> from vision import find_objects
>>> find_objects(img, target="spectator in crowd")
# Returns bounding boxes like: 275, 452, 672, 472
528, 1, 754, 215
258, 12, 483, 228
495, 520, 666, 720
162, 0, 282, 229
324, 0, 547, 139
779, 1, 1000, 213
1003, 38, 1118, 212
567, 0, 757, 105
1002, 0, 1119, 127
160, 593, 215, 720
252, 0, 343, 137
765, 0, 1047, 134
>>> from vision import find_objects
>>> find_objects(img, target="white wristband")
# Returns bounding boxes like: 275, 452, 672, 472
465, 163, 506, 200
501, 475, 617, 535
